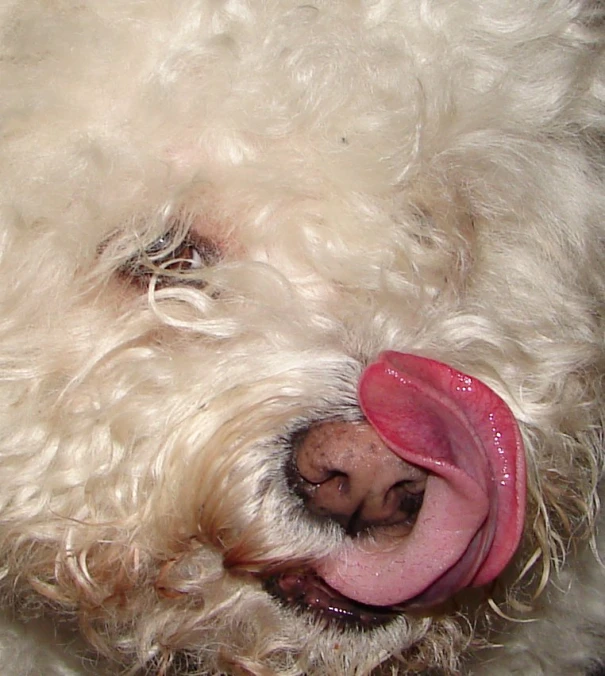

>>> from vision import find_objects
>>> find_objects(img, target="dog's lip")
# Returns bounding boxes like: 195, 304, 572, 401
263, 570, 401, 628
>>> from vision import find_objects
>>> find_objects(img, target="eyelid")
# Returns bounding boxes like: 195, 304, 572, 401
118, 228, 222, 289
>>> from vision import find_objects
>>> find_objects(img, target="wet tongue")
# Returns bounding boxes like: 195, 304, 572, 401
317, 351, 526, 607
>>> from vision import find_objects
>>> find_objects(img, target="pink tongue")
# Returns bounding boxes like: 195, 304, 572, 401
317, 351, 526, 607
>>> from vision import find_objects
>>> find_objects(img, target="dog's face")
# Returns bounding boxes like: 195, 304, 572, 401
0, 1, 603, 674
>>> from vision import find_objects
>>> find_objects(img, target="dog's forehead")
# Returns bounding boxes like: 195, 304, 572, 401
0, 0, 561, 260
0, 4, 493, 185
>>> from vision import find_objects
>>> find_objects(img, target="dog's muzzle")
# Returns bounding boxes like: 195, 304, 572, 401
289, 351, 526, 609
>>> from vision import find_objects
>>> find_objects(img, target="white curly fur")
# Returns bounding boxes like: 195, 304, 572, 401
0, 0, 604, 674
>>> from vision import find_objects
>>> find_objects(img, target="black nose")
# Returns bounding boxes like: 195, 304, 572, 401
289, 420, 426, 536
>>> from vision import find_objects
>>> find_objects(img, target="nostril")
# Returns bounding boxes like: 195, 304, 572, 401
345, 479, 426, 537
288, 420, 427, 536
291, 467, 354, 530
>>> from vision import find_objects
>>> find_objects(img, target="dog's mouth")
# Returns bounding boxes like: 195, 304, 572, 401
281, 352, 527, 612
263, 570, 401, 628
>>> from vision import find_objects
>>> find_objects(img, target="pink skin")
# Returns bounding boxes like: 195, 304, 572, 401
317, 352, 526, 607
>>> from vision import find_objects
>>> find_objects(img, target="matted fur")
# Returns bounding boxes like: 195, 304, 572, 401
0, 0, 604, 674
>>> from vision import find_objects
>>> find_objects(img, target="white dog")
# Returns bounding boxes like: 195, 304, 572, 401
0, 1, 604, 674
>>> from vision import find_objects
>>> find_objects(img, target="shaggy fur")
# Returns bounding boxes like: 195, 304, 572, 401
0, 0, 604, 674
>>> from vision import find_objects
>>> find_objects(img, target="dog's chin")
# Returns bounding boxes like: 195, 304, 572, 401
263, 570, 402, 629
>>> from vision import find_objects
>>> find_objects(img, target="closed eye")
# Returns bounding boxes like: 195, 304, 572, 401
118, 228, 221, 290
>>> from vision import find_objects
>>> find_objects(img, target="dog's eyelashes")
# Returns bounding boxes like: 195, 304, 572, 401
118, 230, 221, 290
145, 231, 220, 266
143, 230, 221, 269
